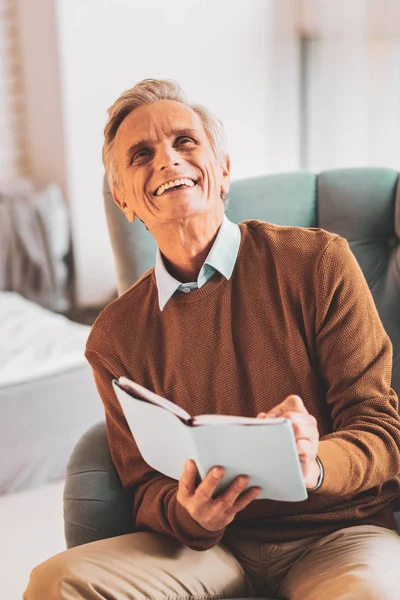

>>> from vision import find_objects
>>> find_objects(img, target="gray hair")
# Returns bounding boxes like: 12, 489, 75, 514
102, 78, 229, 202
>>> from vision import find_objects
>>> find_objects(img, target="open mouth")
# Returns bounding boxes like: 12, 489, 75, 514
154, 177, 198, 197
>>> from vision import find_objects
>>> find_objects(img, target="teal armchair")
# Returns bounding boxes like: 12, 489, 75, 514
64, 169, 400, 599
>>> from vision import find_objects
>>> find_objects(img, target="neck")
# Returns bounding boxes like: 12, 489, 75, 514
152, 208, 224, 283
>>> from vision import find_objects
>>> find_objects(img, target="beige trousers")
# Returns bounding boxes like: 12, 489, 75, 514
23, 525, 400, 600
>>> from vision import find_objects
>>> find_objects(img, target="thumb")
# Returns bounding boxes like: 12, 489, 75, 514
265, 395, 305, 418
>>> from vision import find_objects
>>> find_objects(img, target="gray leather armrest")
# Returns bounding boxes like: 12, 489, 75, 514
63, 421, 134, 548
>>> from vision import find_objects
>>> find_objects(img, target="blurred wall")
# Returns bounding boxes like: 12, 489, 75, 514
304, 39, 400, 171
15, 0, 301, 308
298, 0, 400, 171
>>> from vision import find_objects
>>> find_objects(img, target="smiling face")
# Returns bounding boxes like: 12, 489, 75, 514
112, 99, 230, 232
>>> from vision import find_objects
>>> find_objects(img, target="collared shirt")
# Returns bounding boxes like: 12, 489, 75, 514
155, 214, 241, 311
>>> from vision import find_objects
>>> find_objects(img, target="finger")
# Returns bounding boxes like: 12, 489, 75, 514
288, 411, 317, 427
296, 438, 314, 462
228, 486, 262, 515
288, 413, 319, 443
257, 412, 278, 421
195, 465, 225, 503
265, 395, 306, 418
178, 459, 198, 498
213, 475, 250, 511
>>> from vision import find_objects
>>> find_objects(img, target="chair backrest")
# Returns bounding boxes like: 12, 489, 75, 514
103, 168, 400, 396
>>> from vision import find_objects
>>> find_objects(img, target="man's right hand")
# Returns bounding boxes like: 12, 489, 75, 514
177, 460, 261, 532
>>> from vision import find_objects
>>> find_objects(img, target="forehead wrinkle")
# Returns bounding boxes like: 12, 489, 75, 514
167, 127, 200, 138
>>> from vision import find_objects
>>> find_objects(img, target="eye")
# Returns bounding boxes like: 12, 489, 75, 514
175, 136, 196, 148
128, 148, 153, 166
135, 149, 152, 161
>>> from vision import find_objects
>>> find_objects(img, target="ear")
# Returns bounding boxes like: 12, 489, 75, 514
112, 190, 136, 223
220, 155, 231, 195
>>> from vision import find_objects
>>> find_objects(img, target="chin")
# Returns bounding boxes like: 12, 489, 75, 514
162, 196, 208, 219
167, 208, 205, 222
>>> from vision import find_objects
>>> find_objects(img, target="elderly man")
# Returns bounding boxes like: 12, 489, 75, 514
24, 79, 400, 600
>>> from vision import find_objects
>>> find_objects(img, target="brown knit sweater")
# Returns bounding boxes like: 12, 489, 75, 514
85, 220, 400, 551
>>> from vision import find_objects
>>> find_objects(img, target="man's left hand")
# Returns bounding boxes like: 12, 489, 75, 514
257, 395, 320, 489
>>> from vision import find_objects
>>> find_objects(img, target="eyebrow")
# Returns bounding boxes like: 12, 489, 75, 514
125, 128, 199, 163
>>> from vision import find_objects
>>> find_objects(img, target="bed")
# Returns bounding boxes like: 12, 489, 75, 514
0, 291, 104, 494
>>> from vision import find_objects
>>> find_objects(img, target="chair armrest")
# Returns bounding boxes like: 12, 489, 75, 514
63, 421, 134, 548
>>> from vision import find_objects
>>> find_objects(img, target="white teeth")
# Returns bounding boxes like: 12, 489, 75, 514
155, 178, 195, 196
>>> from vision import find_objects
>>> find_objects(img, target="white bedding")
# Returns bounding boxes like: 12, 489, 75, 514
0, 292, 104, 494
0, 292, 91, 387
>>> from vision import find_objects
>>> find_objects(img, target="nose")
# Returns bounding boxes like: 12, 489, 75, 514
155, 142, 181, 171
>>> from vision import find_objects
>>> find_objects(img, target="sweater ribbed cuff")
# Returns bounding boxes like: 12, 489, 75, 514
172, 499, 225, 546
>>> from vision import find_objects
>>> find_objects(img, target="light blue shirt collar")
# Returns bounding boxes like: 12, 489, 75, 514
155, 215, 241, 311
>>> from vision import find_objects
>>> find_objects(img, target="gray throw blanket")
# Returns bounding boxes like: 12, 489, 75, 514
0, 182, 70, 312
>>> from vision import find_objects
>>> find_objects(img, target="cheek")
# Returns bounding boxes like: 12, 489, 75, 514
201, 159, 221, 190
128, 172, 146, 199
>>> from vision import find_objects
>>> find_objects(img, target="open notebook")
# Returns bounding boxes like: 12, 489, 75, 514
113, 377, 307, 502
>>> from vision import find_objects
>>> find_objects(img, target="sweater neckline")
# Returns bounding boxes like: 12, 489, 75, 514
152, 222, 247, 307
